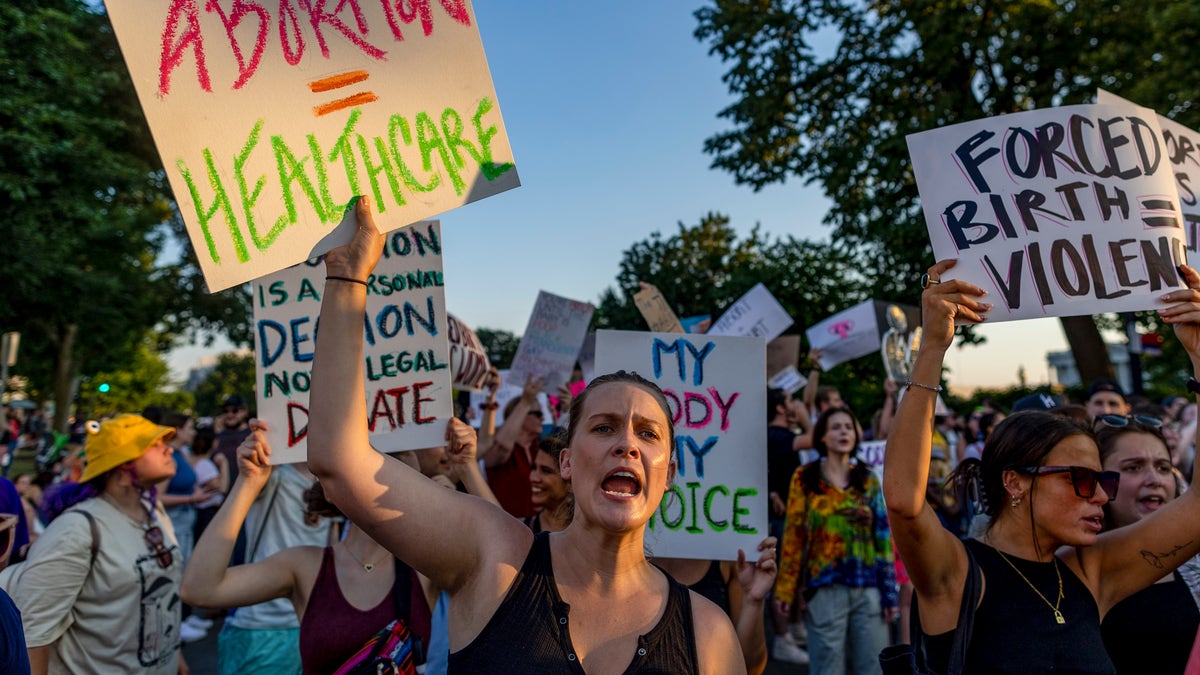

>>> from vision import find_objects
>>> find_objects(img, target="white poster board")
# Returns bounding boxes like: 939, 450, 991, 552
595, 330, 767, 561
446, 314, 491, 392
253, 221, 451, 463
508, 291, 595, 392
805, 300, 882, 371
707, 283, 793, 341
1098, 90, 1200, 269
103, 0, 520, 292
907, 102, 1186, 321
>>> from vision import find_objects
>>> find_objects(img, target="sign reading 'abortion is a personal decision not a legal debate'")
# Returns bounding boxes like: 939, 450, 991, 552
907, 101, 1185, 321
103, 0, 520, 292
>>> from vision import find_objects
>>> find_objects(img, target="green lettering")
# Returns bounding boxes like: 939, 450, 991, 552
381, 353, 398, 378
359, 135, 405, 210
387, 114, 440, 193
234, 120, 284, 251
272, 135, 326, 226
732, 488, 758, 534
297, 278, 320, 303
704, 485, 730, 532
264, 372, 289, 397
686, 482, 704, 533
661, 485, 685, 530
416, 111, 465, 195
176, 149, 247, 263
472, 97, 515, 180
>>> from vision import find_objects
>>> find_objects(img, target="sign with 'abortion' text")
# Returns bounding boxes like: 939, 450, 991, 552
253, 221, 452, 464
103, 0, 520, 292
907, 101, 1185, 321
595, 330, 767, 561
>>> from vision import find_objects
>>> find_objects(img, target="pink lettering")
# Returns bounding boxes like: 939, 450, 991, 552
205, 0, 269, 89
159, 0, 211, 95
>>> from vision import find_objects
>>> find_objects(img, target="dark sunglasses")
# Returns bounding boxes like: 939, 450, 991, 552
1095, 414, 1163, 429
1014, 465, 1120, 499
527, 409, 544, 418
143, 525, 174, 569
223, 407, 243, 414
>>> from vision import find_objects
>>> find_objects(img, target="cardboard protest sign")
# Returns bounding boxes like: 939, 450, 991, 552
707, 284, 793, 341
577, 332, 597, 383
1098, 90, 1200, 268
508, 291, 595, 392
446, 314, 491, 392
768, 365, 806, 395
680, 315, 712, 334
907, 102, 1186, 321
806, 301, 881, 371
103, 1, 520, 292
253, 221, 451, 463
595, 330, 767, 561
766, 335, 802, 379
633, 284, 685, 333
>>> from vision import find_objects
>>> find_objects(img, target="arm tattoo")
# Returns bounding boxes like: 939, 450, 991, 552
1140, 541, 1193, 569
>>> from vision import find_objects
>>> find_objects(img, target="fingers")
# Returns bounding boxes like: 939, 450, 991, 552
926, 258, 958, 278
1181, 264, 1200, 290
355, 195, 380, 234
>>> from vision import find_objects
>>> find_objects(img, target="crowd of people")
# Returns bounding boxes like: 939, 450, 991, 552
2, 202, 1200, 674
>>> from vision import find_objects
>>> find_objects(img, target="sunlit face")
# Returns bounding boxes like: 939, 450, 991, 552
820, 392, 844, 412
131, 438, 177, 486
1087, 392, 1128, 418
1014, 434, 1108, 548
529, 449, 569, 509
1102, 432, 1175, 529
784, 395, 804, 425
560, 382, 674, 532
822, 411, 857, 457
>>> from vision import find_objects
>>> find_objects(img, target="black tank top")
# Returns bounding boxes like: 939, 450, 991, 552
926, 538, 1116, 674
1101, 572, 1199, 674
448, 532, 700, 674
684, 560, 729, 614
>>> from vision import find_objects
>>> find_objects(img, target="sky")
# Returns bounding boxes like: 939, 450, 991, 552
168, 1, 1075, 391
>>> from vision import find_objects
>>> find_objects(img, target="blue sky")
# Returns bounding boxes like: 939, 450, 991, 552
170, 0, 1071, 391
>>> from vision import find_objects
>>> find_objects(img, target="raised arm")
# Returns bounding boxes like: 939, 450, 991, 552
802, 348, 822, 411
883, 260, 989, 633
1081, 264, 1200, 611
181, 422, 301, 610
474, 367, 502, 454
444, 417, 501, 508
306, 197, 528, 595
482, 375, 540, 468
729, 537, 777, 675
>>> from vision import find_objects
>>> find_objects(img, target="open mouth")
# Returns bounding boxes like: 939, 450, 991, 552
601, 470, 642, 498
1083, 515, 1104, 531
1139, 495, 1166, 510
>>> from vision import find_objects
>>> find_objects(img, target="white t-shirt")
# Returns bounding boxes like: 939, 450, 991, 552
193, 457, 224, 509
11, 497, 182, 674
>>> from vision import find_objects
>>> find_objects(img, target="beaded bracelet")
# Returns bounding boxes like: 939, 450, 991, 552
480, 402, 499, 411
326, 275, 368, 287
903, 380, 943, 394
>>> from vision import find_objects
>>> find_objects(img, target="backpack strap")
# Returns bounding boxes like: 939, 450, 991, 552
75, 509, 100, 565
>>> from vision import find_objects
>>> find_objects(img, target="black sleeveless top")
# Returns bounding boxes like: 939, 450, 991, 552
925, 538, 1116, 674
1101, 572, 1199, 674
448, 532, 699, 674
684, 560, 729, 614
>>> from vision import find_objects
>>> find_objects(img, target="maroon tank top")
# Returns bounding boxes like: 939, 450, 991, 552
298, 547, 432, 674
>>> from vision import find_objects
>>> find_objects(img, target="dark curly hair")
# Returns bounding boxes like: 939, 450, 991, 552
302, 480, 345, 526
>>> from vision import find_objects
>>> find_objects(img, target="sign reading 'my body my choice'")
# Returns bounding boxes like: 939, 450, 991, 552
254, 222, 452, 464
103, 0, 520, 292
907, 102, 1186, 321
595, 330, 766, 561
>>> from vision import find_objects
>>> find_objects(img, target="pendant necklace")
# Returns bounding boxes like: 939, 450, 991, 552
995, 548, 1066, 624
341, 544, 387, 573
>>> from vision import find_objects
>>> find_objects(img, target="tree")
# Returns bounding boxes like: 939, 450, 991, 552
693, 0, 1200, 384
77, 338, 194, 419
595, 213, 892, 414
191, 352, 257, 417
475, 329, 521, 370
0, 2, 251, 429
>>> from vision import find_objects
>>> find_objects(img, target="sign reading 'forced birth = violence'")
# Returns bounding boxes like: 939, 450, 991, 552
253, 222, 452, 464
907, 101, 1186, 321
103, 0, 520, 292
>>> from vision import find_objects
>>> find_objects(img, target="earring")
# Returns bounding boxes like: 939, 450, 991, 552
1010, 494, 1022, 508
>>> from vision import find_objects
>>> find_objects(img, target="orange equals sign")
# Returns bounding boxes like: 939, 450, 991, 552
309, 70, 378, 117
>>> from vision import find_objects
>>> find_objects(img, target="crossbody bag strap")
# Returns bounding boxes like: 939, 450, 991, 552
247, 476, 281, 562
76, 509, 100, 564
945, 544, 981, 675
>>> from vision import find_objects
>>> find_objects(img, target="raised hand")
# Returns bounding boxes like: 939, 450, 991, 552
1158, 265, 1200, 364
919, 259, 991, 351
737, 536, 778, 603
236, 419, 273, 488
445, 417, 479, 465
322, 196, 385, 282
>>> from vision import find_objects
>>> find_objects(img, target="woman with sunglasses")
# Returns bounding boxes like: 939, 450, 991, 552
1094, 416, 1200, 674
884, 259, 1200, 674
8, 414, 184, 674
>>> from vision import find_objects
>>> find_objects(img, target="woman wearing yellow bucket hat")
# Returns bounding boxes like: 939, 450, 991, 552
6, 413, 185, 674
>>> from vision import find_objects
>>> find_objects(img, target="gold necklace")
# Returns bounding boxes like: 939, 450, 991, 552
995, 549, 1065, 624
340, 544, 388, 573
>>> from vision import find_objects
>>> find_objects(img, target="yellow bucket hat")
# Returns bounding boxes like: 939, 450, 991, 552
80, 414, 175, 483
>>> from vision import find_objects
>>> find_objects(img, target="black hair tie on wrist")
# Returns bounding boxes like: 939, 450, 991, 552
326, 275, 368, 287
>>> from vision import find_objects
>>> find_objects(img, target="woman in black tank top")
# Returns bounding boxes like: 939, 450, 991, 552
882, 258, 1200, 674
305, 198, 754, 674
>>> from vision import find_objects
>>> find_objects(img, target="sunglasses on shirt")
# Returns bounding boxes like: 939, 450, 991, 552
143, 525, 173, 569
1012, 465, 1120, 500
1094, 414, 1163, 429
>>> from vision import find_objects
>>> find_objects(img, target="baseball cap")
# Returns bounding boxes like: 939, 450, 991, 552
222, 395, 248, 410
1011, 393, 1065, 413
1087, 379, 1126, 401
80, 414, 175, 483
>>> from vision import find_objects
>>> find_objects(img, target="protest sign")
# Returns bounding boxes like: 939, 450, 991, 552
633, 284, 685, 333
768, 365, 806, 395
508, 291, 595, 392
577, 332, 597, 383
1098, 90, 1200, 268
446, 314, 491, 392
680, 315, 712, 334
253, 221, 451, 463
907, 102, 1185, 321
595, 330, 767, 560
766, 335, 802, 380
707, 284, 793, 341
806, 301, 881, 371
103, 0, 520, 292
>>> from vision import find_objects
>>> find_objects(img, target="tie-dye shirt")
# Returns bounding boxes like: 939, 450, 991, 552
775, 461, 898, 609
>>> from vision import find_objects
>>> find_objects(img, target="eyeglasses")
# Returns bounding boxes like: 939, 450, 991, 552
1095, 414, 1163, 429
143, 525, 174, 569
1013, 465, 1120, 499
223, 407, 242, 414
527, 410, 544, 419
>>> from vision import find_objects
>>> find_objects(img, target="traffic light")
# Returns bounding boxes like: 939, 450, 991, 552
97, 383, 110, 393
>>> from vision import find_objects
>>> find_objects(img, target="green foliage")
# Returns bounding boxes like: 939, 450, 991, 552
191, 352, 257, 416
693, 0, 1200, 368
77, 339, 193, 419
475, 328, 520, 370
